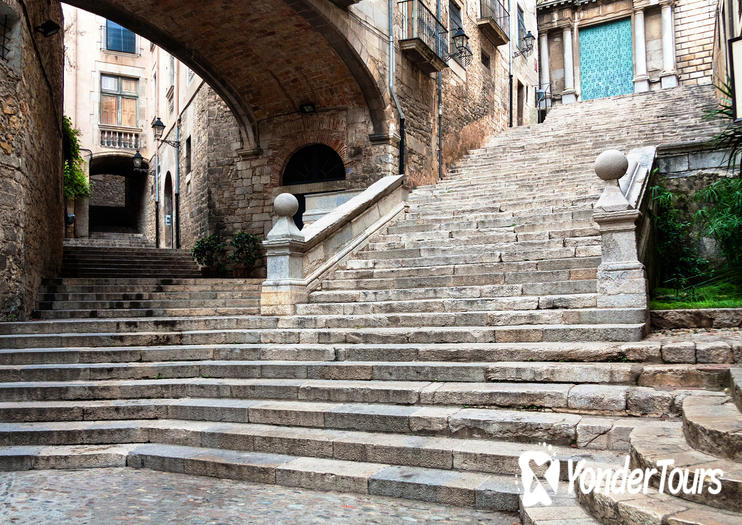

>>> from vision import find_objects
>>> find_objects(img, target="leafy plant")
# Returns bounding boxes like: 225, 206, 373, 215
650, 182, 708, 289
229, 232, 262, 271
191, 234, 227, 269
62, 116, 90, 199
706, 79, 742, 174
694, 176, 742, 265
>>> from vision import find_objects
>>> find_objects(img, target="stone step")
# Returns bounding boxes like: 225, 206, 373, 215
38, 292, 260, 302
0, 377, 709, 416
310, 284, 597, 304
37, 298, 260, 310
324, 268, 598, 290
300, 294, 598, 314
0, 360, 726, 389
630, 422, 742, 513
1, 309, 643, 335
367, 233, 601, 252
0, 419, 623, 477
0, 442, 524, 511
0, 324, 647, 349
0, 341, 663, 366
578, 476, 742, 525
682, 395, 742, 462
0, 397, 662, 449
32, 307, 261, 320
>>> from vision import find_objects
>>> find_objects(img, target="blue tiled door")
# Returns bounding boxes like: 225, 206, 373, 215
579, 18, 634, 100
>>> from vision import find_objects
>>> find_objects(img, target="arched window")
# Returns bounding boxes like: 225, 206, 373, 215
282, 144, 345, 186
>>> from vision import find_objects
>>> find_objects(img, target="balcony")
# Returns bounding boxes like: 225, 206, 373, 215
399, 0, 448, 74
100, 127, 142, 150
477, 0, 509, 47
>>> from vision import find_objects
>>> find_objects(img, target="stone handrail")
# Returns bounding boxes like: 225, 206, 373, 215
261, 175, 407, 314
592, 149, 653, 323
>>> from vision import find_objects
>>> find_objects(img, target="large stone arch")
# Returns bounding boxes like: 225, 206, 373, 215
63, 0, 388, 149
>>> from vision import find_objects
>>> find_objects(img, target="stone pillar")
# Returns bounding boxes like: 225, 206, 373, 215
660, 1, 678, 89
592, 150, 649, 315
539, 31, 550, 88
260, 193, 307, 315
633, 9, 650, 93
562, 27, 576, 104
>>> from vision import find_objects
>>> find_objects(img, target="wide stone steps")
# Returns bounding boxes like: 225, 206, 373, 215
367, 233, 601, 252
0, 324, 647, 348
300, 294, 598, 314
0, 376, 711, 417
0, 442, 527, 511
32, 306, 261, 320
0, 360, 728, 389
38, 291, 260, 302
321, 268, 597, 290
0, 396, 679, 447
0, 341, 669, 366
376, 225, 600, 245
0, 419, 624, 478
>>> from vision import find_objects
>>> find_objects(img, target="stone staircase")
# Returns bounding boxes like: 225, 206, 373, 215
1, 85, 738, 522
64, 232, 155, 248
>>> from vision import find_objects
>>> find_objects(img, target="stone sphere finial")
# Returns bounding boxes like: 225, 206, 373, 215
594, 150, 628, 181
274, 193, 299, 217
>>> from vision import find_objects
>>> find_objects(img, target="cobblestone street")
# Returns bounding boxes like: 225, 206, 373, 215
0, 468, 521, 524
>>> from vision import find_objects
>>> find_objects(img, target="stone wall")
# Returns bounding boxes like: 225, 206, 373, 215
674, 0, 715, 86
90, 175, 126, 207
0, 0, 64, 320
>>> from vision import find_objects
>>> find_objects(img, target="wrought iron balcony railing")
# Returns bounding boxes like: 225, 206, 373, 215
480, 0, 509, 38
399, 0, 448, 73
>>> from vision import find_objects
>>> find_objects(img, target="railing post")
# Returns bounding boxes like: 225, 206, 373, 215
592, 150, 649, 314
260, 193, 307, 315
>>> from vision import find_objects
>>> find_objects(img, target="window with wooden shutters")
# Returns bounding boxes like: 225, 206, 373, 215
449, 1, 464, 65
100, 74, 138, 127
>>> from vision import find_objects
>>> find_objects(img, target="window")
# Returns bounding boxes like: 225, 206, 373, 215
168, 55, 175, 87
282, 144, 345, 186
100, 75, 138, 127
517, 6, 526, 51
185, 137, 192, 174
0, 15, 11, 60
449, 1, 464, 66
481, 51, 491, 69
105, 20, 136, 54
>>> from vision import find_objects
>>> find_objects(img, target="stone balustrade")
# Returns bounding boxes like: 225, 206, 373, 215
593, 149, 653, 321
261, 175, 407, 314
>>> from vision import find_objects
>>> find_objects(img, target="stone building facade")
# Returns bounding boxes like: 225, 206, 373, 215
537, 0, 715, 106
0, 0, 64, 320
72, 0, 540, 251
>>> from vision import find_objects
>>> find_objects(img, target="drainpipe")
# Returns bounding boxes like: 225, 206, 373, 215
389, 0, 406, 175
437, 0, 443, 180
155, 149, 160, 247
175, 118, 181, 249
508, 0, 513, 127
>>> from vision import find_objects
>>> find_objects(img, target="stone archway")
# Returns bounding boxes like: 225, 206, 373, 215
62, 0, 389, 150
88, 153, 149, 234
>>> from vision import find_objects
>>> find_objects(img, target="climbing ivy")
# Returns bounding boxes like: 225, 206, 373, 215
62, 116, 90, 200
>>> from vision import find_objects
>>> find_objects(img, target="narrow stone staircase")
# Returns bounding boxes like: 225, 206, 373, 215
1, 85, 738, 522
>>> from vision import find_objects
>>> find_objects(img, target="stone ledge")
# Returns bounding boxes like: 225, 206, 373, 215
651, 308, 742, 329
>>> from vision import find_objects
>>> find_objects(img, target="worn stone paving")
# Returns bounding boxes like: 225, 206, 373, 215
0, 468, 521, 525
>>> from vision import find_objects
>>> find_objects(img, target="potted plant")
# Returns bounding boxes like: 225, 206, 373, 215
191, 234, 227, 277
229, 232, 262, 278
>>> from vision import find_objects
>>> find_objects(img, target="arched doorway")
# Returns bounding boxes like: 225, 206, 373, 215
282, 144, 345, 229
164, 172, 174, 248
89, 153, 148, 234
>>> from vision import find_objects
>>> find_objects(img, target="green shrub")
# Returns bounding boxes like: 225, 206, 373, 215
694, 176, 742, 266
706, 79, 742, 174
229, 232, 262, 271
191, 234, 227, 269
62, 116, 90, 199
650, 182, 708, 289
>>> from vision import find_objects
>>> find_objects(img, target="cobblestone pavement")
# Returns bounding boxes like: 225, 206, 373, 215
0, 468, 521, 525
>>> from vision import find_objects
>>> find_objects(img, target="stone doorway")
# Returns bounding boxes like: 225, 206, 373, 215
163, 172, 174, 249
88, 154, 148, 234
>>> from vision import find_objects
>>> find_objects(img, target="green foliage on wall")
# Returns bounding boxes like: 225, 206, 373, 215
62, 116, 90, 200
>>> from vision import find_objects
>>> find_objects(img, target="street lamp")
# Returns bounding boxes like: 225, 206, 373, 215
451, 27, 473, 68
514, 30, 536, 58
151, 117, 181, 249
132, 150, 143, 169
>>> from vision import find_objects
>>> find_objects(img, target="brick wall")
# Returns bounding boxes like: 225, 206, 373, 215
675, 0, 716, 86
0, 0, 64, 320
